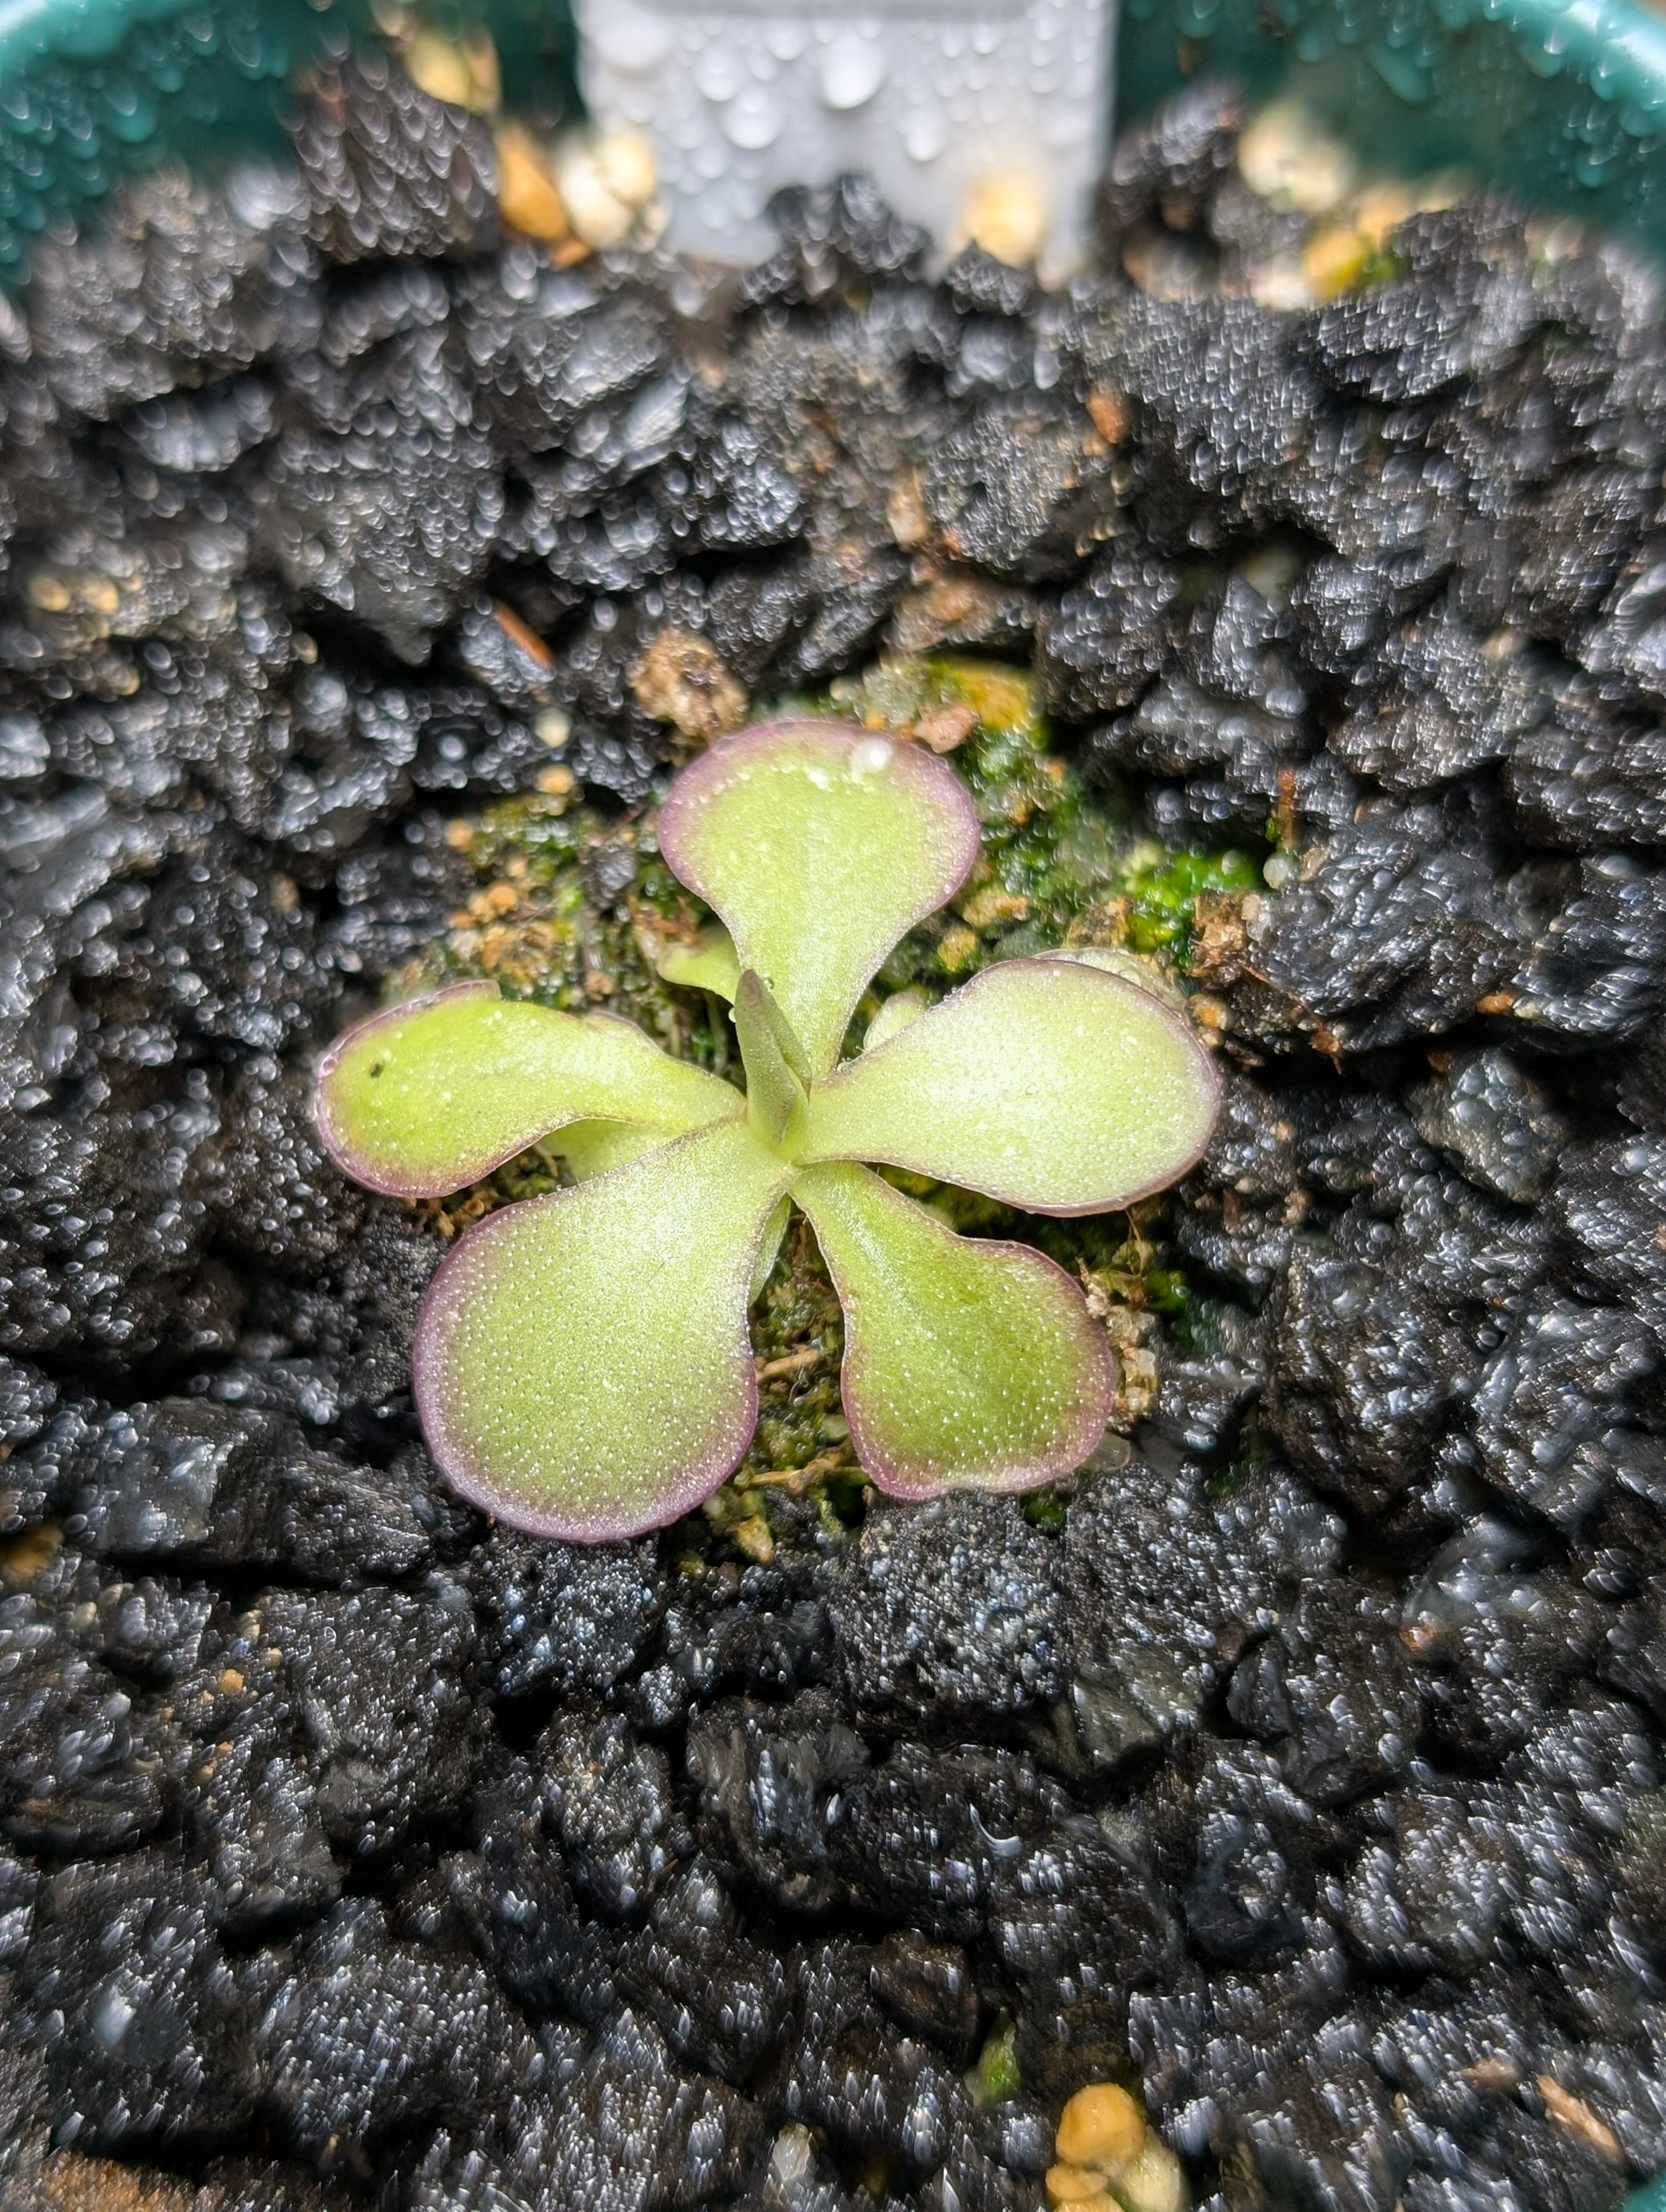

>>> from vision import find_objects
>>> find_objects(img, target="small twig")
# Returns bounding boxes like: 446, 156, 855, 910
737, 1449, 850, 1494
754, 1346, 825, 1382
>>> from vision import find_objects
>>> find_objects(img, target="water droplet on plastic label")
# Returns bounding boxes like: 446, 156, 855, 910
590, 2, 675, 75
694, 45, 745, 102
819, 33, 886, 111
723, 83, 782, 149
903, 102, 947, 162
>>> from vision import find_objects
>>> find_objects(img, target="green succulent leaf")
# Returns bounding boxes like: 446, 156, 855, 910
793, 1160, 1115, 1499
800, 956, 1220, 1214
414, 1118, 792, 1539
315, 981, 742, 1197
551, 1119, 672, 1180
658, 719, 980, 1076
656, 922, 742, 1000
863, 988, 931, 1053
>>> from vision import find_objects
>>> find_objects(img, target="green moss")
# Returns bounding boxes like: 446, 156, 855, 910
1112, 839, 1262, 961
973, 2016, 1023, 2105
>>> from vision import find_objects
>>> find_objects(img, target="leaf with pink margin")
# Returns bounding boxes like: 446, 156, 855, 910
793, 1160, 1114, 1500
657, 719, 980, 1077
314, 981, 742, 1197
414, 1118, 792, 1540
799, 956, 1220, 1215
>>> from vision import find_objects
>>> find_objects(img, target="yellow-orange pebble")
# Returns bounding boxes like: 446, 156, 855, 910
495, 124, 571, 245
1055, 2082, 1147, 2174
1046, 2162, 1113, 2207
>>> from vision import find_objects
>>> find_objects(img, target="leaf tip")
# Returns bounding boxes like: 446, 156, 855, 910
313, 979, 502, 1198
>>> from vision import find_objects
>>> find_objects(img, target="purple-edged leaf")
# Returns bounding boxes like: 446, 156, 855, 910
315, 981, 742, 1197
799, 956, 1220, 1214
414, 1119, 791, 1540
658, 719, 979, 1077
793, 1160, 1114, 1500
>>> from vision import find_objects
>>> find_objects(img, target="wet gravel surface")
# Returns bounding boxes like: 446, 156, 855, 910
2, 62, 1666, 2212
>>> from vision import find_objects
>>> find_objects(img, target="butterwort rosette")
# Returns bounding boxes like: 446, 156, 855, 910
313, 719, 1220, 1540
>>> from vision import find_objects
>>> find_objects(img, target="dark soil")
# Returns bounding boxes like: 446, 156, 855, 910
1, 59, 1665, 2212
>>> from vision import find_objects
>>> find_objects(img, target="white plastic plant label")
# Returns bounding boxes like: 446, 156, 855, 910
572, 0, 1112, 279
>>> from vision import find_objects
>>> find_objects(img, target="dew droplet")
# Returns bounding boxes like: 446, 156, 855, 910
589, 1, 674, 76
694, 46, 745, 103
819, 33, 886, 111
722, 84, 781, 149
902, 102, 947, 163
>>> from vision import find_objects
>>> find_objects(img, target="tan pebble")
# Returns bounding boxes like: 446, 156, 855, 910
444, 819, 477, 852
1238, 100, 1355, 214
1045, 2164, 1110, 2206
886, 470, 931, 549
403, 27, 474, 107
1055, 2083, 1146, 2174
1300, 225, 1371, 302
495, 122, 570, 243
962, 170, 1048, 266
1459, 2057, 1520, 2091
0, 1520, 63, 1586
403, 24, 499, 113
556, 126, 657, 250
1353, 180, 1417, 249
593, 126, 657, 213
217, 1668, 244, 1694
912, 703, 978, 754
630, 628, 746, 744
27, 573, 72, 613
1086, 388, 1130, 445
1538, 2077, 1624, 2164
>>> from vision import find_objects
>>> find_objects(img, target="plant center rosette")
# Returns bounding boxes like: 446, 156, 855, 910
312, 719, 1221, 1540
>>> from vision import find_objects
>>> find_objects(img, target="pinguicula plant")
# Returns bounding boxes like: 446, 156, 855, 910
313, 719, 1220, 1541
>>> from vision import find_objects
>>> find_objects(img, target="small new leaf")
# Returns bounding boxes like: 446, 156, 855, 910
733, 969, 810, 1149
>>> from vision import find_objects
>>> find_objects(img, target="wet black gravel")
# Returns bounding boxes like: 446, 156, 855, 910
3, 59, 1666, 2212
